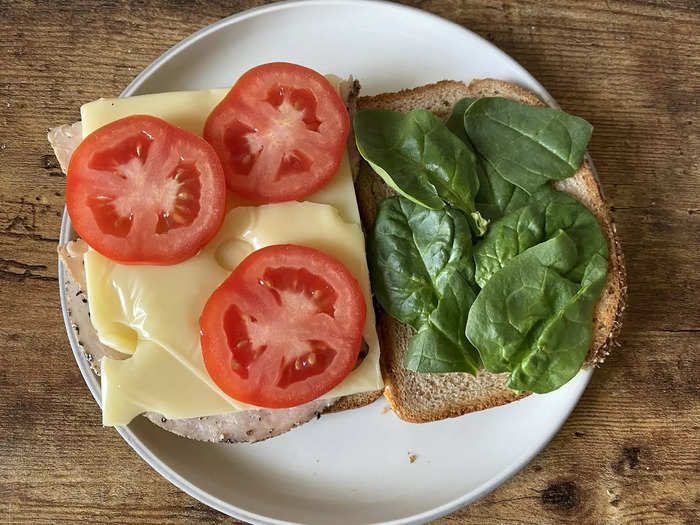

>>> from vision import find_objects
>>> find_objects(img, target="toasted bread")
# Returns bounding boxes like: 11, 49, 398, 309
356, 79, 627, 423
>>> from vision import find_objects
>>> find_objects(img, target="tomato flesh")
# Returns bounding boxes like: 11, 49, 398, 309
203, 62, 350, 203
200, 244, 366, 408
66, 115, 226, 264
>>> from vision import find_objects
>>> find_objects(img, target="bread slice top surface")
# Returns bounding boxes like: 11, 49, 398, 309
356, 78, 627, 423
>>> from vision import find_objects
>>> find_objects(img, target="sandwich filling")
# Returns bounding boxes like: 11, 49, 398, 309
54, 75, 383, 428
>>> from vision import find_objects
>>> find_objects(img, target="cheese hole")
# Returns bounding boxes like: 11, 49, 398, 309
215, 239, 254, 271
105, 322, 138, 355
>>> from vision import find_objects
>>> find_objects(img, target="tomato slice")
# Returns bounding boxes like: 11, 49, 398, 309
66, 115, 226, 264
203, 62, 350, 202
200, 244, 366, 408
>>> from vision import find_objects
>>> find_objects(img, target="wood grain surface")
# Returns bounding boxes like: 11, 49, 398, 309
1, 0, 698, 523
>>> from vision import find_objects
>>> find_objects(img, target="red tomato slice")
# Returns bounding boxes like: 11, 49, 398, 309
200, 244, 366, 408
203, 62, 350, 202
66, 115, 227, 265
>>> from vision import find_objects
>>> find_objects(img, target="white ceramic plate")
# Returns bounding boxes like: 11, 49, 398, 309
59, 1, 593, 523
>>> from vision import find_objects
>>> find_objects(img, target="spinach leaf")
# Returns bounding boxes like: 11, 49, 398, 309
506, 254, 607, 392
473, 186, 608, 287
354, 109, 488, 235
369, 196, 475, 325
474, 156, 531, 221
424, 268, 480, 370
468, 231, 579, 372
465, 97, 593, 194
533, 188, 608, 282
474, 202, 545, 288
370, 196, 481, 374
407, 324, 479, 375
406, 265, 480, 374
466, 231, 607, 393
444, 98, 530, 221
445, 97, 475, 143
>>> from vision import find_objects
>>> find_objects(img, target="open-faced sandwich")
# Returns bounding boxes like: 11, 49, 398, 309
50, 62, 625, 442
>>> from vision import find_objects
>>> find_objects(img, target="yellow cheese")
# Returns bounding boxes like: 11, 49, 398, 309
81, 88, 229, 137
101, 340, 236, 423
88, 202, 383, 425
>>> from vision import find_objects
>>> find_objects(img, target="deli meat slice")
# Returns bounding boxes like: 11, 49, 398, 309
47, 122, 82, 173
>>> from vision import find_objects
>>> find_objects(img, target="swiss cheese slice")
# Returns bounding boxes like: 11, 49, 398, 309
80, 79, 382, 425
89, 202, 383, 424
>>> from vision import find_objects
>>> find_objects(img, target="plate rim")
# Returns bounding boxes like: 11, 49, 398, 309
58, 1, 593, 523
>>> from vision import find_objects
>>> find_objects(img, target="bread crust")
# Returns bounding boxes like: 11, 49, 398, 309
357, 79, 627, 423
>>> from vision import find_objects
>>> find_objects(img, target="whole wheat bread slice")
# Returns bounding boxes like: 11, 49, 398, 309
356, 79, 627, 423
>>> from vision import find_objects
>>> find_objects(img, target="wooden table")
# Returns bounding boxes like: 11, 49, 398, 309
1, 1, 698, 523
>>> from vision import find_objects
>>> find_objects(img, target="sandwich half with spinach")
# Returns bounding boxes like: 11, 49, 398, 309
353, 79, 626, 422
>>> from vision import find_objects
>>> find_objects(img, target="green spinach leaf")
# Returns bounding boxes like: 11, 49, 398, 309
406, 322, 479, 375
506, 253, 607, 392
370, 196, 481, 374
474, 156, 531, 221
466, 231, 607, 393
406, 266, 480, 374
444, 97, 530, 221
354, 109, 488, 235
465, 97, 593, 194
445, 97, 475, 143
534, 188, 608, 282
473, 186, 608, 287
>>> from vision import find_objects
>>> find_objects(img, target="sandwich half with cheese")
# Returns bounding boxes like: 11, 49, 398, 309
53, 64, 383, 442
